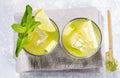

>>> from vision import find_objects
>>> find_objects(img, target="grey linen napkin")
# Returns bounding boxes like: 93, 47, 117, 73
20, 68, 102, 78
14, 7, 103, 73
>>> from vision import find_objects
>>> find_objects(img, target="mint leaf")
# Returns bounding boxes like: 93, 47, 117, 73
12, 5, 41, 57
21, 5, 32, 26
12, 24, 26, 33
15, 36, 28, 57
15, 37, 23, 57
27, 21, 41, 33
31, 21, 41, 27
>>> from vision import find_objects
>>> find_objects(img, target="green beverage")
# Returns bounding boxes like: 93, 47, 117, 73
12, 5, 59, 57
23, 9, 59, 56
62, 18, 102, 58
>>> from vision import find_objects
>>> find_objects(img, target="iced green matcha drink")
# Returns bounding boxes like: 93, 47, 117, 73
62, 18, 102, 58
24, 9, 59, 56
12, 5, 59, 57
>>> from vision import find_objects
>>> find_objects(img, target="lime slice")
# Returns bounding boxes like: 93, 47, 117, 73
34, 9, 56, 32
82, 21, 98, 48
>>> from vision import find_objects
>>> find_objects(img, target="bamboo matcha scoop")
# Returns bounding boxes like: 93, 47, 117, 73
105, 10, 118, 72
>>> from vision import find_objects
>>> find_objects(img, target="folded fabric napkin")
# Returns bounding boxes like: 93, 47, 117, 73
20, 68, 102, 78
14, 7, 103, 73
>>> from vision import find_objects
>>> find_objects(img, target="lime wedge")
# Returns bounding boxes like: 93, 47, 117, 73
34, 9, 56, 32
82, 21, 98, 48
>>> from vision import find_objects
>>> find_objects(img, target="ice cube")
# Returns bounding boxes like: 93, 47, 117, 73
63, 26, 74, 36
86, 21, 98, 48
32, 28, 48, 46
70, 33, 85, 50
45, 40, 57, 52
72, 40, 83, 49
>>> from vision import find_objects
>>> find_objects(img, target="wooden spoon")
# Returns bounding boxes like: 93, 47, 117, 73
105, 10, 118, 72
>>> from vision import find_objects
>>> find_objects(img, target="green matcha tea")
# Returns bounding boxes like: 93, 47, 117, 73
62, 18, 102, 58
23, 9, 59, 56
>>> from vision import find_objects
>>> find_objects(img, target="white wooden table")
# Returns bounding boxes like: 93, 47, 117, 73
0, 0, 120, 78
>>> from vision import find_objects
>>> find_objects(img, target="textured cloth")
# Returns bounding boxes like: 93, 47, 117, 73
15, 7, 103, 73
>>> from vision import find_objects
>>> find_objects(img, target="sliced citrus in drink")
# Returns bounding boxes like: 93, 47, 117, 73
62, 18, 102, 58
34, 9, 56, 32
23, 9, 59, 56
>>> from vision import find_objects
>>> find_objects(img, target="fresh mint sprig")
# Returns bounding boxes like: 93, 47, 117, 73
11, 5, 41, 57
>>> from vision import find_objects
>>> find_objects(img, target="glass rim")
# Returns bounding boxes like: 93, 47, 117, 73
61, 17, 102, 59
23, 18, 60, 56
